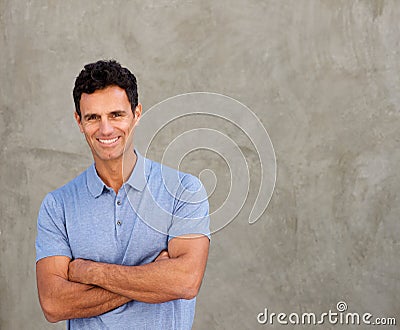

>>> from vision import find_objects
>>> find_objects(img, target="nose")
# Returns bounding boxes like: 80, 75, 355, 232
99, 117, 113, 136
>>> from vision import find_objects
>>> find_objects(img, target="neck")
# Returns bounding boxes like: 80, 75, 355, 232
94, 150, 137, 193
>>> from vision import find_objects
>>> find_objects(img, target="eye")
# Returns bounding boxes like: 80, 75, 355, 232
112, 112, 122, 118
88, 114, 98, 121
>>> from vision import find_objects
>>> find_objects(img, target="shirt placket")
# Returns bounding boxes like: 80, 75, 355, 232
115, 189, 125, 235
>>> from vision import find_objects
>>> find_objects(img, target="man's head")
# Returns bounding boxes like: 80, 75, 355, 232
73, 60, 138, 119
73, 60, 142, 164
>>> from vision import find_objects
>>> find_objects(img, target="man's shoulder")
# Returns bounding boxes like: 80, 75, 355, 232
46, 166, 91, 200
145, 157, 203, 191
38, 166, 92, 217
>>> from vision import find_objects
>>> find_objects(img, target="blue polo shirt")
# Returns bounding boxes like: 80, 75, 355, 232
36, 150, 210, 330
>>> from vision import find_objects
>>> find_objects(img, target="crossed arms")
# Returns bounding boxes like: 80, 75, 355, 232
36, 235, 209, 323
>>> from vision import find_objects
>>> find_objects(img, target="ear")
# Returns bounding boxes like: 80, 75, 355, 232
74, 112, 84, 133
133, 103, 142, 124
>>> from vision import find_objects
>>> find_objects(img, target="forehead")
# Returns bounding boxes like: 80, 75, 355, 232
80, 86, 131, 113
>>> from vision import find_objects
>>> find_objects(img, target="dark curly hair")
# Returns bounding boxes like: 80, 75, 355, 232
73, 60, 138, 118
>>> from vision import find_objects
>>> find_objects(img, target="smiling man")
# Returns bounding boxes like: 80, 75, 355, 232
35, 60, 210, 329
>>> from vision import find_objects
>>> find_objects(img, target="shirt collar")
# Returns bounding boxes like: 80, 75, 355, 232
87, 149, 147, 198
125, 149, 147, 192
87, 163, 106, 198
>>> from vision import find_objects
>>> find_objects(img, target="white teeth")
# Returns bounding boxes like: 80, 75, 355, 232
98, 137, 118, 144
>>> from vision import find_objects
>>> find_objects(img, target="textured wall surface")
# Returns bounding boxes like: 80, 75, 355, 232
1, 1, 399, 329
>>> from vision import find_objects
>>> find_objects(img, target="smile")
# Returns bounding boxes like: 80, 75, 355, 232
97, 137, 120, 144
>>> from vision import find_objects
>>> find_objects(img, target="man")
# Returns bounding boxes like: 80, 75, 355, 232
35, 60, 210, 329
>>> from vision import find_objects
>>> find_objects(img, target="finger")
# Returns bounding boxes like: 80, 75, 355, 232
154, 250, 170, 262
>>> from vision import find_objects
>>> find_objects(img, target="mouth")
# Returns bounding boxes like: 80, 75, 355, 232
97, 136, 120, 145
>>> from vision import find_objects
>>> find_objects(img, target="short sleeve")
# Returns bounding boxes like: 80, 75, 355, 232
168, 175, 211, 241
35, 192, 72, 262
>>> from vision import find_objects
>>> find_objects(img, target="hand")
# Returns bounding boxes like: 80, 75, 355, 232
154, 250, 170, 262
68, 258, 93, 284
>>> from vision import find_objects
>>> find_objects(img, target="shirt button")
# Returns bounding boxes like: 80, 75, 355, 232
117, 200, 121, 205
117, 220, 122, 226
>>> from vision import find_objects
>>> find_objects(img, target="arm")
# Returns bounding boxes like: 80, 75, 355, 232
36, 256, 131, 323
69, 234, 210, 303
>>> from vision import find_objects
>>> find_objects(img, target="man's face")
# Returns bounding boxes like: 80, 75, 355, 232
75, 85, 142, 163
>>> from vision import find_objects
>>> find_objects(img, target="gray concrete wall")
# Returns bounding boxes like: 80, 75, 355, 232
1, 1, 399, 329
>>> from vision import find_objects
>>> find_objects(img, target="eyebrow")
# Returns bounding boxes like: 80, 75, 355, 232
83, 110, 128, 120
110, 110, 127, 115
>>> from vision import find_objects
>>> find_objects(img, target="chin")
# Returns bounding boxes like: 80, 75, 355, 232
93, 152, 121, 162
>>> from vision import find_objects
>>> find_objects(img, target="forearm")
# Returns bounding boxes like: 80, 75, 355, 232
39, 274, 130, 322
93, 258, 198, 303
68, 236, 209, 304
